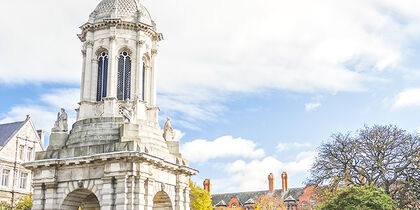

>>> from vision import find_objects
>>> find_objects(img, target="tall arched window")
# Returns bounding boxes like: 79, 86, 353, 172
117, 51, 131, 101
96, 52, 108, 101
142, 58, 146, 101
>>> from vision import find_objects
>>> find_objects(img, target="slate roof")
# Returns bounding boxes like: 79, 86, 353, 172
211, 188, 305, 207
0, 121, 25, 147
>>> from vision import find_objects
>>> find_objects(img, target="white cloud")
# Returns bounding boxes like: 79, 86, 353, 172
1, 0, 420, 125
0, 88, 79, 131
416, 127, 420, 133
305, 102, 322, 111
181, 136, 265, 162
393, 88, 420, 109
277, 142, 311, 152
214, 151, 317, 192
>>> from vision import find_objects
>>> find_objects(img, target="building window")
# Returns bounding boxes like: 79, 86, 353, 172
26, 148, 33, 161
142, 58, 146, 101
1, 170, 10, 186
117, 51, 131, 101
97, 52, 109, 101
19, 146, 25, 161
19, 172, 27, 189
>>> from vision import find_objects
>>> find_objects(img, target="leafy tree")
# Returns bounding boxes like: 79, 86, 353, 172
14, 194, 32, 210
317, 185, 395, 210
189, 179, 212, 210
309, 125, 419, 209
255, 194, 283, 210
0, 194, 32, 210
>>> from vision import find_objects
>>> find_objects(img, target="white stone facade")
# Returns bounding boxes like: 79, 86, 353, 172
25, 0, 198, 209
0, 117, 44, 204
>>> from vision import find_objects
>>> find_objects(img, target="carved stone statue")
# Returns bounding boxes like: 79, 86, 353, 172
52, 108, 68, 132
163, 117, 175, 141
119, 101, 134, 122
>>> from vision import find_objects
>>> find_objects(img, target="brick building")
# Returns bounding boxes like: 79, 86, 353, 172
209, 172, 317, 210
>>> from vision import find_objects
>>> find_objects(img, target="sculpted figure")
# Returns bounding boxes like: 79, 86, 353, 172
119, 101, 134, 122
163, 117, 175, 141
52, 108, 68, 132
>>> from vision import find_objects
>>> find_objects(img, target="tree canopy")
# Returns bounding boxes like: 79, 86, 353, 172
189, 179, 212, 210
309, 125, 419, 209
318, 185, 395, 210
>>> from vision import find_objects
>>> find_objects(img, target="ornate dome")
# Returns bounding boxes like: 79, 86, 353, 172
89, 0, 153, 25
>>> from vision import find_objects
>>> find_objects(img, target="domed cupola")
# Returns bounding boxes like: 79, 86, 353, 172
89, 0, 153, 25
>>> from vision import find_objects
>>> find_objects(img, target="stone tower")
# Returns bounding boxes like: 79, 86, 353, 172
25, 0, 197, 209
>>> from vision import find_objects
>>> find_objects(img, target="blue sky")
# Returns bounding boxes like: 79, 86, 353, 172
1, 0, 420, 193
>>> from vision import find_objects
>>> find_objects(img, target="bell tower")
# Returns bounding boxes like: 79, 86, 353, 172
26, 1, 197, 209
77, 0, 162, 123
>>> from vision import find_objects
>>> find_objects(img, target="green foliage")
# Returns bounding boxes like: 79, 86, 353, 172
189, 179, 212, 210
0, 194, 32, 210
318, 185, 395, 210
14, 194, 32, 210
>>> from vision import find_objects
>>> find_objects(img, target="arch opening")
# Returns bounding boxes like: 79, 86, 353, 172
61, 189, 100, 210
153, 191, 173, 210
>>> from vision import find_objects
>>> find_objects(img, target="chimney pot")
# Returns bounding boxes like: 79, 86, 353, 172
268, 173, 275, 193
281, 172, 288, 192
203, 179, 211, 194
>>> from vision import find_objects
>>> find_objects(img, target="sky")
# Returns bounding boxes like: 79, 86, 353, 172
0, 0, 420, 194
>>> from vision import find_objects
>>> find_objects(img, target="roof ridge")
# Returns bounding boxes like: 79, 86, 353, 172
0, 121, 24, 126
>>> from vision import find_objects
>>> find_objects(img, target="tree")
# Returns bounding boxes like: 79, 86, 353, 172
255, 194, 283, 210
14, 194, 32, 210
0, 194, 32, 210
309, 125, 419, 209
318, 185, 395, 210
189, 179, 212, 210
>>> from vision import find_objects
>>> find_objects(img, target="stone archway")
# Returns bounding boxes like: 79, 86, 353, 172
61, 189, 100, 210
153, 191, 173, 210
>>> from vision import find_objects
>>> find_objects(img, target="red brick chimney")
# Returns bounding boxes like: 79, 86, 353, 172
268, 173, 275, 194
203, 179, 211, 194
281, 172, 288, 192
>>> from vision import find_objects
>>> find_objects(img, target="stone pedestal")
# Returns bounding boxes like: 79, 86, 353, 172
48, 132, 68, 150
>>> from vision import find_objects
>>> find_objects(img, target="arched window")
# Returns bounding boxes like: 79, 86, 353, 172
97, 52, 108, 101
117, 51, 131, 101
142, 57, 146, 101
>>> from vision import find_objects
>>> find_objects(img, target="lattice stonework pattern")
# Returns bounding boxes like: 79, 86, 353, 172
89, 0, 153, 25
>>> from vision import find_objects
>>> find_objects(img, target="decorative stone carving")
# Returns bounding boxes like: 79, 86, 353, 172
163, 117, 175, 141
119, 100, 135, 122
52, 108, 68, 133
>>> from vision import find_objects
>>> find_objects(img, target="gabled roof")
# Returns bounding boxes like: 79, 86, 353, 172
244, 198, 256, 205
284, 195, 296, 202
215, 200, 227, 207
0, 121, 25, 147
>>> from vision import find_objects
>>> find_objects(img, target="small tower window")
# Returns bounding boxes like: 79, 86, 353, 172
117, 51, 131, 101
97, 52, 109, 101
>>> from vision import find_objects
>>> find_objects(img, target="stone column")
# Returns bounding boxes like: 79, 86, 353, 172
144, 178, 154, 210
150, 48, 157, 107
114, 175, 129, 210
90, 59, 99, 100
138, 177, 147, 209
101, 177, 116, 210
80, 48, 87, 102
32, 183, 46, 210
135, 40, 145, 100
144, 65, 151, 105
82, 41, 94, 101
43, 183, 58, 210
108, 33, 117, 98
